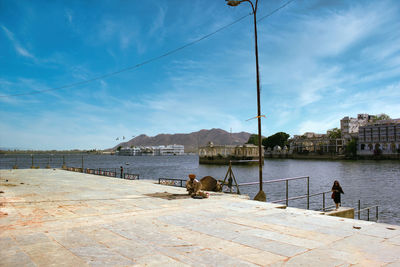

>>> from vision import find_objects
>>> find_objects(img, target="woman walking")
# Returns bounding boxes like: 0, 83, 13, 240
332, 180, 344, 210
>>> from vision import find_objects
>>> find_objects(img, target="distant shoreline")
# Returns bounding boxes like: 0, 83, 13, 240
0, 150, 103, 155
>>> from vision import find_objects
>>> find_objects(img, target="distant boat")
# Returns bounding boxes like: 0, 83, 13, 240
125, 163, 130, 165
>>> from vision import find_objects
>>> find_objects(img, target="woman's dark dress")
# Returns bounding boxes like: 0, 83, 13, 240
332, 185, 344, 204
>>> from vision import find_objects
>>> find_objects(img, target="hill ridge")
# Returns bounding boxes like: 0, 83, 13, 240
113, 128, 251, 152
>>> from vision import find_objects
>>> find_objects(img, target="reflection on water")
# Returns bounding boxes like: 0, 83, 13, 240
1, 154, 399, 225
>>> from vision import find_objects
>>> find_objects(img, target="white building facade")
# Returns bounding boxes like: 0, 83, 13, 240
340, 114, 372, 140
117, 145, 184, 156
358, 119, 400, 155
153, 145, 184, 155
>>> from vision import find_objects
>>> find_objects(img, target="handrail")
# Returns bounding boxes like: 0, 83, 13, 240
357, 205, 379, 212
357, 200, 379, 221
238, 176, 309, 186
271, 190, 331, 204
158, 177, 186, 187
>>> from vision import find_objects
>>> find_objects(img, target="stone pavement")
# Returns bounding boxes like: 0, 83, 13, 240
1, 169, 399, 266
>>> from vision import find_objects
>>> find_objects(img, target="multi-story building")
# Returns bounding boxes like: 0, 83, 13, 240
118, 147, 141, 156
289, 132, 343, 154
198, 142, 262, 164
117, 145, 184, 156
358, 119, 400, 155
340, 114, 372, 140
153, 145, 185, 155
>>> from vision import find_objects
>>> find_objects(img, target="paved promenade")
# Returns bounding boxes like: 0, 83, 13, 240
1, 169, 400, 266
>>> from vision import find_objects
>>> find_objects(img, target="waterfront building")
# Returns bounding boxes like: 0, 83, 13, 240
358, 119, 400, 156
117, 145, 184, 156
340, 114, 372, 140
198, 142, 262, 164
289, 132, 344, 154
153, 144, 184, 155
118, 147, 141, 156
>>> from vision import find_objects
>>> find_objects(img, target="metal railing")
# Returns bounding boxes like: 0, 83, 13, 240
239, 176, 312, 208
65, 167, 139, 180
271, 190, 335, 211
356, 200, 379, 221
238, 177, 343, 212
158, 178, 186, 187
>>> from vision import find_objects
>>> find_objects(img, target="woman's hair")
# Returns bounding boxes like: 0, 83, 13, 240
332, 180, 342, 191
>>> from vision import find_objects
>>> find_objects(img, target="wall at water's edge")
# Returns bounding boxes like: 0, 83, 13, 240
265, 153, 400, 160
325, 207, 355, 219
199, 157, 261, 165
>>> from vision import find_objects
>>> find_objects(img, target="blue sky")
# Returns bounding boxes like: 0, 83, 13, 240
1, 0, 400, 150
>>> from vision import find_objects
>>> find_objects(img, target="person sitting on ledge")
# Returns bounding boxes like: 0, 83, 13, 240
186, 174, 209, 198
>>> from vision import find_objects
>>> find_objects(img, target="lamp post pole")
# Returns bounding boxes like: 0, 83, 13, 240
226, 0, 265, 201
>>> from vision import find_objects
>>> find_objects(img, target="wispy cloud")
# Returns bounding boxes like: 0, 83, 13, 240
1, 0, 400, 149
149, 4, 167, 38
65, 9, 73, 24
1, 25, 35, 59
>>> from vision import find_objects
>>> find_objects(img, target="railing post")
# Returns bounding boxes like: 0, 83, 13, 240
358, 200, 361, 220
62, 155, 66, 169
307, 176, 310, 210
322, 192, 325, 211
367, 208, 370, 221
158, 178, 161, 184
181, 180, 183, 187
285, 180, 289, 207
376, 206, 378, 221
13, 157, 18, 169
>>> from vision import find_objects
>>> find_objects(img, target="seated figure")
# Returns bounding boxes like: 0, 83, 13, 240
186, 174, 209, 198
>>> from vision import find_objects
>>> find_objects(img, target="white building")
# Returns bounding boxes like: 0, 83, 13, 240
358, 119, 400, 156
118, 147, 141, 156
153, 145, 184, 155
340, 114, 372, 140
118, 145, 184, 156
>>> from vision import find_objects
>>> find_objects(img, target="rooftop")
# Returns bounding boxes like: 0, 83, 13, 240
1, 169, 400, 266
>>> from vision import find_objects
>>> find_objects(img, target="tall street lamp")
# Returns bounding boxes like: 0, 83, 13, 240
226, 0, 265, 201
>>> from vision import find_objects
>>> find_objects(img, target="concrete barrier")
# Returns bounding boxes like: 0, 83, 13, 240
324, 207, 355, 219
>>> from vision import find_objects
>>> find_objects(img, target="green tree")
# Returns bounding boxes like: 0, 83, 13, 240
246, 134, 260, 145
117, 146, 122, 151
262, 132, 290, 149
371, 113, 391, 122
328, 128, 342, 139
345, 138, 357, 158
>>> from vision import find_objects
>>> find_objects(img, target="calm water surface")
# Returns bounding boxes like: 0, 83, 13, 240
1, 154, 399, 225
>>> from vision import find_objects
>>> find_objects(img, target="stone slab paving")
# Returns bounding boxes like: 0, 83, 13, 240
1, 169, 400, 266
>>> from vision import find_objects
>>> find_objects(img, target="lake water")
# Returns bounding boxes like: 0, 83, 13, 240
1, 154, 399, 225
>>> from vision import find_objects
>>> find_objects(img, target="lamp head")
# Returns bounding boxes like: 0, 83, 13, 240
226, 0, 242, 7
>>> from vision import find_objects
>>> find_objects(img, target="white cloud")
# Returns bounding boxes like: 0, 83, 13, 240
65, 9, 73, 24
149, 5, 167, 37
297, 116, 338, 135
1, 25, 35, 59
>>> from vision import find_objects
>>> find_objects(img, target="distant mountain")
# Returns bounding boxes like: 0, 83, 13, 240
112, 128, 251, 153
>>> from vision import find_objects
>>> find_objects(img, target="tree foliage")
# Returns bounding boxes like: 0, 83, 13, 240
328, 128, 342, 139
345, 138, 357, 158
262, 132, 290, 149
246, 134, 260, 145
371, 113, 391, 122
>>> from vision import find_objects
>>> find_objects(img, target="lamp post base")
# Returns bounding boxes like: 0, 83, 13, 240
254, 190, 266, 202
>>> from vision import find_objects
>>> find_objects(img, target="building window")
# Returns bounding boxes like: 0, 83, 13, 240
361, 144, 365, 150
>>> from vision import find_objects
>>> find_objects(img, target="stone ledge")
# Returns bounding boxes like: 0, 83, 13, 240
324, 207, 355, 219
